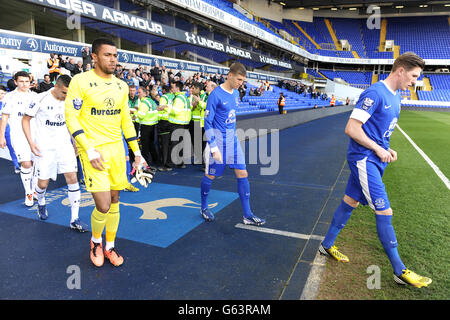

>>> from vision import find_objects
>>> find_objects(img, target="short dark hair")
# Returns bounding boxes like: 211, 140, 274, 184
44, 74, 50, 78
174, 81, 184, 92
91, 38, 116, 54
229, 62, 246, 77
0, 85, 6, 92
191, 81, 203, 90
392, 52, 425, 72
56, 75, 72, 87
14, 71, 30, 81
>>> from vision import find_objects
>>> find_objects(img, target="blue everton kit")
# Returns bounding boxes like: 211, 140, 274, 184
204, 85, 245, 176
345, 81, 401, 211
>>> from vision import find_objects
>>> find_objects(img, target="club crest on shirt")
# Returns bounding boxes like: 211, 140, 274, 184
73, 98, 83, 110
103, 97, 115, 109
374, 198, 385, 209
362, 97, 374, 110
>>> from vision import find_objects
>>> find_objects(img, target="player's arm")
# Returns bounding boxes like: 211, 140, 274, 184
346, 91, 393, 162
345, 119, 392, 162
204, 93, 222, 163
120, 96, 145, 168
0, 113, 8, 148
65, 76, 104, 170
23, 99, 42, 156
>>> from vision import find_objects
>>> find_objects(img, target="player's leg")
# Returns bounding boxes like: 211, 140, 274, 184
35, 178, 50, 220
90, 190, 111, 267
102, 141, 128, 266
234, 169, 265, 226
230, 138, 265, 225
319, 160, 366, 262
5, 124, 20, 173
319, 195, 357, 262
375, 208, 432, 288
63, 171, 88, 232
103, 189, 123, 266
19, 160, 34, 206
200, 143, 223, 221
78, 147, 111, 267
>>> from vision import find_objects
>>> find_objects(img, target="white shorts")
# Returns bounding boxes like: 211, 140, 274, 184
37, 145, 78, 181
11, 136, 33, 163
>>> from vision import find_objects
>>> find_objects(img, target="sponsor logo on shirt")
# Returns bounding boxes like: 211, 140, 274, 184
383, 117, 398, 138
225, 109, 236, 124
90, 108, 121, 116
45, 120, 66, 127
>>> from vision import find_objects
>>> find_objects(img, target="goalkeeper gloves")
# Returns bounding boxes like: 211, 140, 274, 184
130, 165, 156, 188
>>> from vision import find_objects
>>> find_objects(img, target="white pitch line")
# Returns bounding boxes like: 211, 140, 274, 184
300, 252, 327, 300
235, 223, 324, 241
396, 124, 450, 190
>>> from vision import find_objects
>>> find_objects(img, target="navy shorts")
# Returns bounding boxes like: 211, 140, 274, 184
345, 157, 391, 211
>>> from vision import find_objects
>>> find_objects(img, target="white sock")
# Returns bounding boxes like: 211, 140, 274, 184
91, 236, 102, 244
35, 185, 46, 206
105, 241, 115, 251
20, 166, 32, 195
68, 183, 80, 222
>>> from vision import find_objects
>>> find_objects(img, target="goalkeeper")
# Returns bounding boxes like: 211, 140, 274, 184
65, 38, 147, 268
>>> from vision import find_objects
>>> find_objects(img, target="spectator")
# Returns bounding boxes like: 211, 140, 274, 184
47, 53, 59, 82
64, 58, 76, 76
277, 92, 285, 114
73, 61, 83, 76
151, 64, 162, 83
238, 83, 246, 102
81, 46, 92, 71
330, 94, 336, 107
39, 74, 54, 92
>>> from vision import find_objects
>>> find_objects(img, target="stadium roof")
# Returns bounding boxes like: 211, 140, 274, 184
272, 0, 450, 12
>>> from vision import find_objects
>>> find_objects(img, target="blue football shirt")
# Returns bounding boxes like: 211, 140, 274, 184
347, 81, 402, 162
204, 85, 239, 151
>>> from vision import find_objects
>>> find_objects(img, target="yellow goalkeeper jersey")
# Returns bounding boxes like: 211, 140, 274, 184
65, 69, 139, 153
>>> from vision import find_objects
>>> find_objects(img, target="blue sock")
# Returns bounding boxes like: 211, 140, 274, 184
237, 177, 252, 218
375, 214, 406, 276
201, 175, 212, 210
322, 201, 354, 249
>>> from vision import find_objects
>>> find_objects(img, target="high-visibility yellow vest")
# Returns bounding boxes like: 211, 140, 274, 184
168, 92, 191, 125
136, 97, 159, 126
159, 93, 174, 121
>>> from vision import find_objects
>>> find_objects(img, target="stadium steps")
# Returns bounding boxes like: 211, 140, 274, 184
409, 87, 418, 100
379, 19, 387, 51
422, 77, 433, 91
393, 45, 400, 59
292, 21, 321, 49
371, 73, 379, 84
352, 51, 360, 58
324, 19, 342, 50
